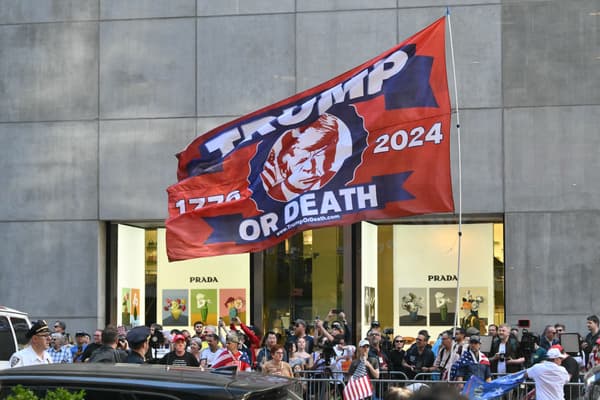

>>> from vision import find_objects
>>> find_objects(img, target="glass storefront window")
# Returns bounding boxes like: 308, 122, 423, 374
374, 222, 504, 337
262, 227, 344, 337
145, 229, 157, 326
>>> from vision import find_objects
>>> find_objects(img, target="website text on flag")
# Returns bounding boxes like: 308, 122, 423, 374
166, 17, 453, 260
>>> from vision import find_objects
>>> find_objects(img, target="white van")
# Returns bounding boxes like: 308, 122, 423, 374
0, 306, 31, 369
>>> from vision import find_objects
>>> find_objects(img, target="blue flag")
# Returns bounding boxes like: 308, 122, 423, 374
461, 371, 526, 400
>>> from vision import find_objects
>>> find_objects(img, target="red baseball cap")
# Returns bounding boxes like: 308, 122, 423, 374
550, 344, 564, 352
172, 334, 186, 342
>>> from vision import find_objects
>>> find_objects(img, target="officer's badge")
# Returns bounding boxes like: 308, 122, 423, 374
9, 355, 21, 368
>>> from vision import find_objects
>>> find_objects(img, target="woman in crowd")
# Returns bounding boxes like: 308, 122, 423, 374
262, 344, 293, 377
347, 339, 380, 379
292, 336, 314, 371
389, 335, 407, 377
189, 337, 202, 363
286, 341, 304, 374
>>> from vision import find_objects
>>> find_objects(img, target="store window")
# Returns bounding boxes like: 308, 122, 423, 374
115, 225, 250, 331
373, 222, 504, 337
262, 227, 345, 336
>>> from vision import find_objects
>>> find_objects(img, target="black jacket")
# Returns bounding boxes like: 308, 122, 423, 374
88, 345, 127, 363
489, 337, 523, 373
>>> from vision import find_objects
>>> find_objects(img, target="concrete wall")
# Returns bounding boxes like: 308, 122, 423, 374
0, 0, 598, 335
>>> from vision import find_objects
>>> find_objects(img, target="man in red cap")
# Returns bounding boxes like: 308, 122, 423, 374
158, 333, 199, 367
9, 320, 52, 367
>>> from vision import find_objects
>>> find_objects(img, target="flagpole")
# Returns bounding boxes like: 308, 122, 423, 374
447, 7, 465, 363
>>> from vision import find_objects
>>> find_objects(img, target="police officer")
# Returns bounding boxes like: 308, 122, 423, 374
9, 320, 53, 367
125, 326, 151, 364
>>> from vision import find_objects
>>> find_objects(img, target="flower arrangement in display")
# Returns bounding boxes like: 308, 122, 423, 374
122, 292, 129, 313
401, 292, 425, 320
164, 298, 186, 320
434, 291, 452, 321
196, 293, 211, 323
132, 293, 139, 322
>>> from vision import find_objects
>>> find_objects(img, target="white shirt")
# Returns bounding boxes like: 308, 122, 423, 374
448, 341, 468, 371
334, 344, 355, 360
497, 342, 507, 374
526, 360, 569, 400
9, 346, 52, 368
200, 347, 223, 367
434, 345, 453, 378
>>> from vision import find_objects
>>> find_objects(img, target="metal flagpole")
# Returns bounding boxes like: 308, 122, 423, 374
447, 6, 464, 367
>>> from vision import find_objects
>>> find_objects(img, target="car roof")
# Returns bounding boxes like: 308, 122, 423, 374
0, 364, 297, 398
0, 306, 29, 317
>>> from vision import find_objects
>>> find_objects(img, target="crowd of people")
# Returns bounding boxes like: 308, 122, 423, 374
8, 311, 600, 399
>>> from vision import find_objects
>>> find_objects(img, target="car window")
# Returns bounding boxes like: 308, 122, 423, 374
10, 317, 30, 349
0, 316, 16, 360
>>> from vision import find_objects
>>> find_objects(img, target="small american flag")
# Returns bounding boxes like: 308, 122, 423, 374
343, 375, 373, 400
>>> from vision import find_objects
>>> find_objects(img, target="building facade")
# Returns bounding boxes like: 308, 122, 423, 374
0, 1, 598, 338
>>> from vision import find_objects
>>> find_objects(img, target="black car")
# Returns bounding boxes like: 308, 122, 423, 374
0, 363, 303, 400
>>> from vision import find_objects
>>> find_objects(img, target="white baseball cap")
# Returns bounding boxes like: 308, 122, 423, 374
546, 348, 567, 360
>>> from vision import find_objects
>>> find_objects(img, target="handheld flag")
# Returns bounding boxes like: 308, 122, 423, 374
343, 359, 373, 400
461, 371, 526, 400
343, 374, 374, 400
166, 17, 452, 260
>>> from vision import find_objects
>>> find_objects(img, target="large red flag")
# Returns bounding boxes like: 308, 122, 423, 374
166, 17, 453, 260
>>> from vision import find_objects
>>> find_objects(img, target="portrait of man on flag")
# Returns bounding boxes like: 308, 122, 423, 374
261, 113, 351, 202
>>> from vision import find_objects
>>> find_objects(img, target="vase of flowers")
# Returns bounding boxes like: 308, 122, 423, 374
164, 298, 186, 321
121, 292, 130, 325
132, 293, 138, 322
196, 293, 211, 323
401, 292, 425, 321
434, 292, 452, 322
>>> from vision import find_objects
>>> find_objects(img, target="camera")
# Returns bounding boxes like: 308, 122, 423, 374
498, 353, 505, 362
520, 329, 538, 354
149, 330, 164, 349
383, 328, 394, 335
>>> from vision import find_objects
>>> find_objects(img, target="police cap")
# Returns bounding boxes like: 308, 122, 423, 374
126, 326, 151, 346
26, 320, 50, 339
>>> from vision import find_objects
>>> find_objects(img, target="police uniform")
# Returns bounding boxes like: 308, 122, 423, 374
10, 346, 52, 367
125, 326, 151, 364
9, 320, 53, 368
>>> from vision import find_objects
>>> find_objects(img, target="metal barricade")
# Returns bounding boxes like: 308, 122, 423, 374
488, 374, 586, 400
291, 371, 587, 399
564, 381, 586, 400
381, 370, 409, 381
293, 370, 330, 379
295, 377, 345, 400
372, 379, 461, 397
413, 372, 441, 381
